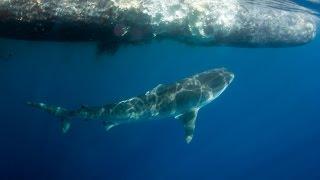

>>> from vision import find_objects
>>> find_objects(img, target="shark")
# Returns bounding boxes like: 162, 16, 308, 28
0, 0, 318, 53
28, 68, 234, 143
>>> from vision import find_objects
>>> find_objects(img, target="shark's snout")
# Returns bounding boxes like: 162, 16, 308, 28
218, 68, 234, 85
225, 71, 234, 85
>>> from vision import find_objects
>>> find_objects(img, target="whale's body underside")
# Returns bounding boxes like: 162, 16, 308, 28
0, 0, 318, 52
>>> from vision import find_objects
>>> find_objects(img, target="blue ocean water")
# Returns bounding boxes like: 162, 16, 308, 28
1, 2, 320, 180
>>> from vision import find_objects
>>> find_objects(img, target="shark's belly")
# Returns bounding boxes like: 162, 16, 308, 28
108, 76, 216, 124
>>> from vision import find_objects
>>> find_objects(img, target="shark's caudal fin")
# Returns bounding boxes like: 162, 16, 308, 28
27, 102, 74, 133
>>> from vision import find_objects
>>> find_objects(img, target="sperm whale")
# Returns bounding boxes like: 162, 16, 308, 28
0, 0, 318, 53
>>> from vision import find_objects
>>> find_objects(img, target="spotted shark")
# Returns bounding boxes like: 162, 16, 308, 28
28, 68, 234, 143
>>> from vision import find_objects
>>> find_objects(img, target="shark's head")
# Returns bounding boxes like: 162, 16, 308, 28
196, 68, 234, 99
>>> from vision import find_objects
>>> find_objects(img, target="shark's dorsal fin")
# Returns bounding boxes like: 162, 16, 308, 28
103, 121, 118, 131
175, 108, 199, 143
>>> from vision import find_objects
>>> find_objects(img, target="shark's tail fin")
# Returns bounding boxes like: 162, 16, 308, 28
27, 102, 74, 133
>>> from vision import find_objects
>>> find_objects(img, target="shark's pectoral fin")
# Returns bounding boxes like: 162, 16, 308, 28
175, 108, 199, 144
61, 118, 71, 133
103, 121, 118, 132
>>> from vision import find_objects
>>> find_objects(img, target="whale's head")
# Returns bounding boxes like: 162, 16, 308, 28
235, 1, 319, 47
196, 68, 234, 98
183, 0, 319, 47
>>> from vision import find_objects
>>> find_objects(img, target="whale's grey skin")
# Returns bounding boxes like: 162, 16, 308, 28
27, 68, 234, 143
0, 0, 318, 52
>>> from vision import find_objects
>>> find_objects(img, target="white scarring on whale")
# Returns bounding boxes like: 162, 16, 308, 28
27, 68, 234, 143
0, 0, 318, 52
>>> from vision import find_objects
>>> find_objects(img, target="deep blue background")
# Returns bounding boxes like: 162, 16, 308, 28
1, 2, 320, 180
